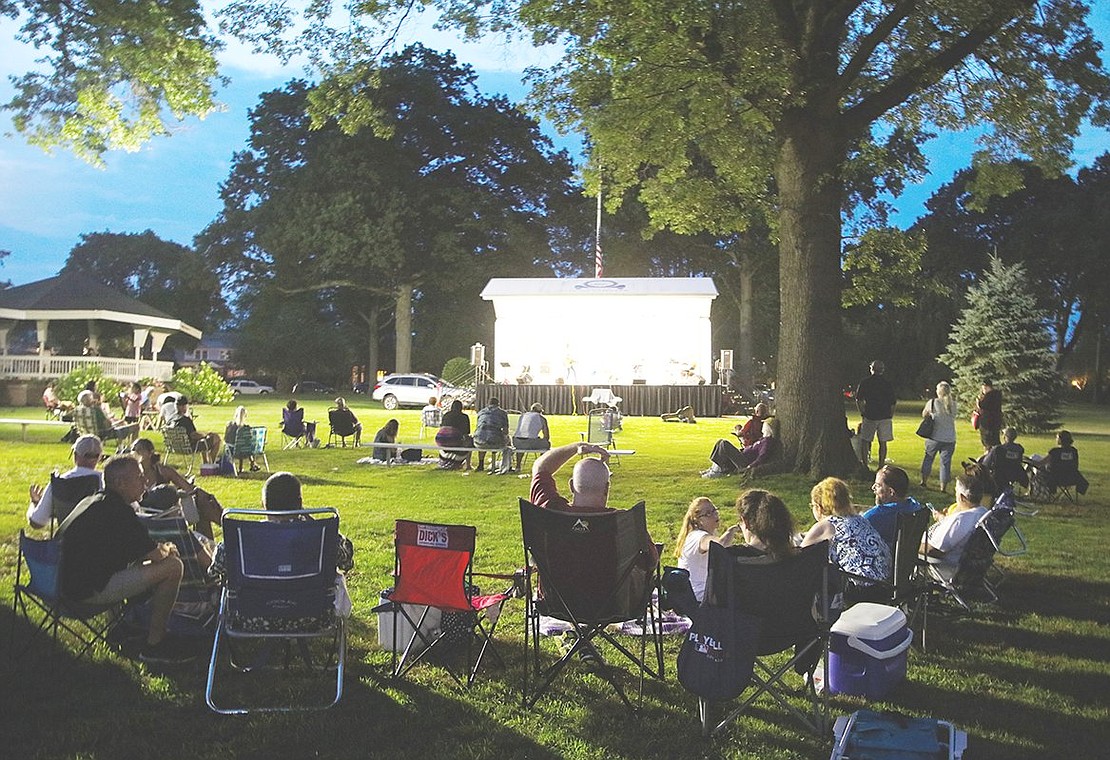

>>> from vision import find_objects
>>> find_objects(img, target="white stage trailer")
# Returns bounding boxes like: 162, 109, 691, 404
480, 277, 718, 386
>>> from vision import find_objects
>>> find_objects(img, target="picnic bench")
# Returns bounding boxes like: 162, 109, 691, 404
0, 417, 72, 442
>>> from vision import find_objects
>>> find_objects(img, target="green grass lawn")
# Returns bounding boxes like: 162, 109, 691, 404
1, 396, 1108, 759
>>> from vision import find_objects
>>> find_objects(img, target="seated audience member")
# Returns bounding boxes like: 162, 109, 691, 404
158, 391, 182, 425
27, 434, 105, 529
435, 401, 473, 471
530, 441, 658, 564
421, 397, 442, 427
130, 438, 223, 540
675, 497, 741, 604
224, 405, 260, 472
733, 403, 771, 448
167, 396, 222, 464
122, 382, 144, 424
701, 418, 781, 478
1029, 430, 1090, 496
862, 465, 923, 549
980, 427, 1028, 491
730, 489, 798, 562
43, 382, 72, 416
802, 477, 891, 591
60, 455, 193, 664
281, 399, 317, 446
513, 402, 552, 471
474, 396, 512, 474
206, 472, 354, 620
74, 389, 138, 445
372, 419, 401, 463
922, 473, 989, 581
331, 397, 363, 446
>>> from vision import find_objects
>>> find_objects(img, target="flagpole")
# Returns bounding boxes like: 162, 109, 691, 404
594, 183, 604, 279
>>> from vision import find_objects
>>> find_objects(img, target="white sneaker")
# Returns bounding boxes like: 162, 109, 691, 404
701, 466, 727, 479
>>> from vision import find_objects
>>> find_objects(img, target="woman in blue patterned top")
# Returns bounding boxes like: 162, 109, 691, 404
801, 477, 891, 591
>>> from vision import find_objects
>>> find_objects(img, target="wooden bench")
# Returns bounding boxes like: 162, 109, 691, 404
0, 417, 72, 442
363, 441, 636, 467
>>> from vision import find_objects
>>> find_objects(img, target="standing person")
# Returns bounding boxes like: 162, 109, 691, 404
920, 381, 958, 492
855, 360, 897, 467
122, 382, 144, 424
975, 380, 1004, 452
59, 455, 192, 664
474, 396, 511, 474
674, 497, 742, 603
512, 402, 552, 471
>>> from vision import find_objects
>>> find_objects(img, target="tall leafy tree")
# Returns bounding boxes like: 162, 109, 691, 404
201, 46, 579, 377
63, 230, 227, 332
320, 0, 1110, 476
939, 257, 1062, 432
2, 0, 222, 164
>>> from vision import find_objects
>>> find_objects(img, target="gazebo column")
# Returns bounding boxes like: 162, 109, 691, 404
0, 319, 13, 355
36, 319, 50, 355
86, 319, 101, 354
132, 327, 151, 361
150, 330, 171, 361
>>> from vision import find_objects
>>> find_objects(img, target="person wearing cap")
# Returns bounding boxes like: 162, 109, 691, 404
26, 434, 105, 529
73, 388, 138, 446
59, 454, 194, 664
512, 402, 551, 471
855, 360, 897, 467
165, 395, 222, 464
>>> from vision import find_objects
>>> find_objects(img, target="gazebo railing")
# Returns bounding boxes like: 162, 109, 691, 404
0, 355, 175, 381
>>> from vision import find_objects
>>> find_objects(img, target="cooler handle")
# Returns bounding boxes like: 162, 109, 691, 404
847, 628, 913, 659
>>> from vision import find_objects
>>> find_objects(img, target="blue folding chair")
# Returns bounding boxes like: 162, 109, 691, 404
205, 508, 346, 714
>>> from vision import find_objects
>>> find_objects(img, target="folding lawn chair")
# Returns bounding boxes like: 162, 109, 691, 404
519, 498, 664, 711
162, 425, 205, 476
226, 426, 270, 475
927, 504, 1019, 611
419, 406, 442, 439
383, 519, 513, 686
138, 516, 217, 635
205, 508, 346, 714
10, 530, 124, 670
281, 408, 311, 449
45, 473, 102, 537
327, 409, 357, 448
696, 540, 831, 737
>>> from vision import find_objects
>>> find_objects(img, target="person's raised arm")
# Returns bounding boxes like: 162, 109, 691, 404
533, 442, 608, 478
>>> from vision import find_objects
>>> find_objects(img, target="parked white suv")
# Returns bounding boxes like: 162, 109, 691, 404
229, 379, 274, 395
372, 373, 471, 410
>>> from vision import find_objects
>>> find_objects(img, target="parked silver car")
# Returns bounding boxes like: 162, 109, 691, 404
229, 379, 274, 395
371, 373, 472, 410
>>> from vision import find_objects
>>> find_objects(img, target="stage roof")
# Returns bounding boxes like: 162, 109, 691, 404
480, 277, 718, 299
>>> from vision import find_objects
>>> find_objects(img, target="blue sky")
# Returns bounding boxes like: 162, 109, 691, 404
1, 6, 1108, 287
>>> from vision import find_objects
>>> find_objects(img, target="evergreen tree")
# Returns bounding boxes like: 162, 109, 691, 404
940, 257, 1062, 432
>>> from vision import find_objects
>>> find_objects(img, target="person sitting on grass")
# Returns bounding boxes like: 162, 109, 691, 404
59, 455, 193, 664
701, 418, 781, 478
372, 419, 401, 463
733, 403, 771, 448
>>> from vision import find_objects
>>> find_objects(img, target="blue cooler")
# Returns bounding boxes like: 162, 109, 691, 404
828, 603, 912, 700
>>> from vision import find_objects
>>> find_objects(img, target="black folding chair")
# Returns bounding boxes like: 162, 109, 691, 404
46, 473, 101, 537
519, 499, 663, 711
697, 541, 830, 737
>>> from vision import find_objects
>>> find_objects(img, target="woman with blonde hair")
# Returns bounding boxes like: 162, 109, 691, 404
225, 405, 259, 472
802, 477, 890, 588
920, 381, 958, 492
674, 497, 742, 602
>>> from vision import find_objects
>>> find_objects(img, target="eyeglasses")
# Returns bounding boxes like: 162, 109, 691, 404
697, 508, 719, 518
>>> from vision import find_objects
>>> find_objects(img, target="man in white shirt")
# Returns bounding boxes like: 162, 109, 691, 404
923, 473, 989, 581
27, 434, 105, 529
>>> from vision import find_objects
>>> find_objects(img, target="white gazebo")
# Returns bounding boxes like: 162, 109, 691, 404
0, 272, 202, 381
480, 277, 718, 385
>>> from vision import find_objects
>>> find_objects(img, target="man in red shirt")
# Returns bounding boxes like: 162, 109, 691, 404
530, 442, 613, 512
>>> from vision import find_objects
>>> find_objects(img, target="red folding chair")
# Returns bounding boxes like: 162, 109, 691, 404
383, 520, 513, 686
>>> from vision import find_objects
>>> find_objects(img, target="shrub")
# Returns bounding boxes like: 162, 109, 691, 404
170, 362, 234, 406
56, 364, 126, 405
441, 357, 474, 386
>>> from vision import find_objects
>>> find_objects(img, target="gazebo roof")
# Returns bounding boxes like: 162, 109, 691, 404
0, 272, 202, 339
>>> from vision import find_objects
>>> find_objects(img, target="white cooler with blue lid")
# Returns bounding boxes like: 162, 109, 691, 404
828, 603, 912, 699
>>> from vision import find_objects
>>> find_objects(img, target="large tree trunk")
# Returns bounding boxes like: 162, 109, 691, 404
774, 110, 861, 478
394, 284, 413, 373
359, 306, 381, 380
737, 252, 754, 391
